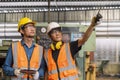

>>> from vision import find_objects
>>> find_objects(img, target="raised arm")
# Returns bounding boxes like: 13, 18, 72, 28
78, 17, 98, 47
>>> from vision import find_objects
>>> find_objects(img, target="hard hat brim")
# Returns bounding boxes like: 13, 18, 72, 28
48, 27, 61, 35
18, 21, 36, 32
25, 21, 36, 26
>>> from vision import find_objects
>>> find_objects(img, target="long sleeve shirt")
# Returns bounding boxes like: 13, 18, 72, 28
2, 40, 45, 77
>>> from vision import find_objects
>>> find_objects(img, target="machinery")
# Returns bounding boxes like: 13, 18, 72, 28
85, 52, 96, 80
0, 40, 12, 79
0, 40, 12, 67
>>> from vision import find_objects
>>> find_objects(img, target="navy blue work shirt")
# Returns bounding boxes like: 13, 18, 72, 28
2, 40, 45, 77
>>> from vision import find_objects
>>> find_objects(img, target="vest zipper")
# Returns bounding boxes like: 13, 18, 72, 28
52, 50, 61, 80
27, 49, 34, 80
24, 46, 34, 80
27, 59, 30, 80
55, 62, 61, 80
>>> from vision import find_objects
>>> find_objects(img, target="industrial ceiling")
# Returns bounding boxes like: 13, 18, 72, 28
0, 0, 120, 38
0, 0, 120, 13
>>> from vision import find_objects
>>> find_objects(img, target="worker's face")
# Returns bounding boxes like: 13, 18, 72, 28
21, 23, 36, 38
50, 28, 62, 42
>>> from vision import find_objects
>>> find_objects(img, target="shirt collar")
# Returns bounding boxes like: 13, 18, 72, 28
21, 39, 37, 47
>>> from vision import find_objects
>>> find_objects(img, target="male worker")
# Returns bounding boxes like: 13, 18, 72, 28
44, 16, 99, 80
2, 17, 45, 80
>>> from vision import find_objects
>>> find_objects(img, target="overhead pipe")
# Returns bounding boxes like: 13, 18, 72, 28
0, 1, 120, 7
1, 1, 120, 13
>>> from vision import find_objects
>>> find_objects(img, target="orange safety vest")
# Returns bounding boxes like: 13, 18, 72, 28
11, 41, 43, 80
44, 43, 79, 80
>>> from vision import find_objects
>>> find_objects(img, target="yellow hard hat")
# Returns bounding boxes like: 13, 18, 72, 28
18, 17, 35, 31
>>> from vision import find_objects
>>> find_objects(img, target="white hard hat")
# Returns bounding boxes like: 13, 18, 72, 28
47, 22, 60, 34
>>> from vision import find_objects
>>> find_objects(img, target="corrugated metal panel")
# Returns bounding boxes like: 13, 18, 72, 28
0, 23, 21, 41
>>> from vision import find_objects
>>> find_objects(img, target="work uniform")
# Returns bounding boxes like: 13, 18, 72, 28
44, 40, 82, 80
2, 40, 45, 80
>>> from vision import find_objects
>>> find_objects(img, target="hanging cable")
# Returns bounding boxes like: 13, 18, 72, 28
54, 0, 59, 9
54, 0, 60, 22
48, 0, 50, 23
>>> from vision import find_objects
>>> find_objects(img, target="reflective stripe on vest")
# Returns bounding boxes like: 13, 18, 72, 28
61, 75, 78, 80
12, 41, 43, 79
44, 43, 78, 80
48, 65, 76, 75
11, 77, 34, 80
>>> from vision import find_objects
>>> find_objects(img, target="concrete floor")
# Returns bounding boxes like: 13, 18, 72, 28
97, 77, 120, 80
0, 73, 120, 80
0, 77, 120, 80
